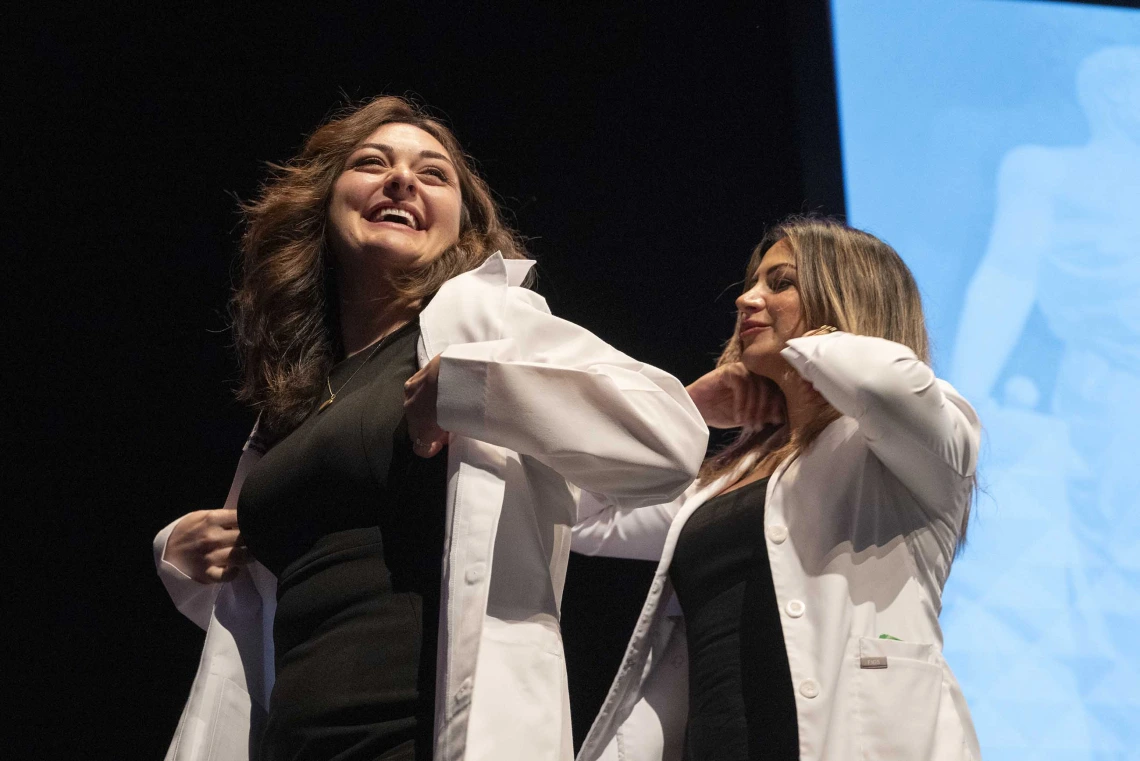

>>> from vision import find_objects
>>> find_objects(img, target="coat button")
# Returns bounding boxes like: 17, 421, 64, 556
785, 599, 805, 618
799, 679, 819, 699
650, 579, 663, 594
465, 563, 486, 584
766, 524, 788, 544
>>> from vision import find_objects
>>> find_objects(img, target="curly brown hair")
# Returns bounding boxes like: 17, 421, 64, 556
232, 96, 529, 439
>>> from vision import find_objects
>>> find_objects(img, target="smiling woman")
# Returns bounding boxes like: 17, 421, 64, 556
232, 97, 528, 440
151, 94, 708, 761
573, 217, 981, 761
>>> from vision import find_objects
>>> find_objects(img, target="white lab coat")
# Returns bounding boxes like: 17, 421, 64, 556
572, 332, 983, 761
153, 254, 709, 761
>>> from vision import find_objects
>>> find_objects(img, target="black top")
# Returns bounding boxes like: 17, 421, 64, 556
238, 321, 448, 761
669, 477, 799, 761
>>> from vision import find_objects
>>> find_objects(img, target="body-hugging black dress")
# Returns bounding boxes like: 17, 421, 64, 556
239, 321, 448, 761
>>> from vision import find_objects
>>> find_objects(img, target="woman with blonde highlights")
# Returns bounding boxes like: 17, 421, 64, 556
152, 96, 708, 761
574, 217, 981, 760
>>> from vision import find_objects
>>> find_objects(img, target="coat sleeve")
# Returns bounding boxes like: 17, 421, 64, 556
781, 332, 980, 514
436, 288, 709, 508
153, 439, 264, 630
570, 488, 686, 561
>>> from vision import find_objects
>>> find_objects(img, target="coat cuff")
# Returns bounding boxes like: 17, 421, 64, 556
436, 341, 504, 442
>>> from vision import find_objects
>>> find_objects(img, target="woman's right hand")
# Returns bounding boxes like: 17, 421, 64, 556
686, 362, 784, 429
164, 509, 249, 584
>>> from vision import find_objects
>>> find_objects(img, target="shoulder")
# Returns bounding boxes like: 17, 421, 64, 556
421, 254, 543, 349
434, 253, 538, 301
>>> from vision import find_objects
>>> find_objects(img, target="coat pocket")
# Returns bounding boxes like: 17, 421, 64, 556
853, 637, 944, 761
466, 620, 568, 761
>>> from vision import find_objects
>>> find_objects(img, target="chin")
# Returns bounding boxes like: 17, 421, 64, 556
740, 345, 782, 379
366, 242, 438, 270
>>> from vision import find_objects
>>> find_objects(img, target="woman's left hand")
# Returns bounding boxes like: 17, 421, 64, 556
404, 354, 450, 458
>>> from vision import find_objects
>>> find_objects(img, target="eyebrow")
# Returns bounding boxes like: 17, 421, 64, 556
762, 262, 797, 276
353, 142, 455, 166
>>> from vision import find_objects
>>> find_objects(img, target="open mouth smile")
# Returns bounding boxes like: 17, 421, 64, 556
366, 204, 423, 231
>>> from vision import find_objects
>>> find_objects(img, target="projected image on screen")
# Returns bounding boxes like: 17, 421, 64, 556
831, 2, 1140, 758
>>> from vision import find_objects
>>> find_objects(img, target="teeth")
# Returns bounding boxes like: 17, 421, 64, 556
375, 207, 417, 229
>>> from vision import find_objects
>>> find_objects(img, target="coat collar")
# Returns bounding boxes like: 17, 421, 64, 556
418, 252, 536, 366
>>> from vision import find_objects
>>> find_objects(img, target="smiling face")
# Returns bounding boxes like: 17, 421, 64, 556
327, 122, 463, 277
736, 238, 807, 378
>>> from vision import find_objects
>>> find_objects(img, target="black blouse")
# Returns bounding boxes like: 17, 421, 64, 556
238, 321, 448, 761
669, 477, 799, 761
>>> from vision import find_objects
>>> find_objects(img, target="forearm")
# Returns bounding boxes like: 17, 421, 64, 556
571, 499, 679, 561
782, 332, 980, 507
437, 328, 707, 507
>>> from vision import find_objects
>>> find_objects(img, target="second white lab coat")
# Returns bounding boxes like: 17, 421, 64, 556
573, 332, 983, 761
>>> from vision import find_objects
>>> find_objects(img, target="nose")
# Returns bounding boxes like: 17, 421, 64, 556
736, 282, 765, 314
384, 165, 416, 197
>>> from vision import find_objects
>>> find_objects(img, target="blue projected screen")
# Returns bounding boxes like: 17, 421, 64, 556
830, 1, 1140, 758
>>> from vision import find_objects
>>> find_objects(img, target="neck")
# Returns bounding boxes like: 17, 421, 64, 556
767, 358, 820, 439
336, 271, 419, 356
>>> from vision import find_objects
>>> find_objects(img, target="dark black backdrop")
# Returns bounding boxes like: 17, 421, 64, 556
10, 2, 843, 756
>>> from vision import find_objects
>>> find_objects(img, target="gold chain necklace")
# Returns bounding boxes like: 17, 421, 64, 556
317, 334, 391, 414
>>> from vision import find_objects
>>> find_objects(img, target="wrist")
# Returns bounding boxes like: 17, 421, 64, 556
159, 538, 198, 582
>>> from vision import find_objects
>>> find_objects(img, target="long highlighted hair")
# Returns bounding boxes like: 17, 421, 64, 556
699, 216, 932, 486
